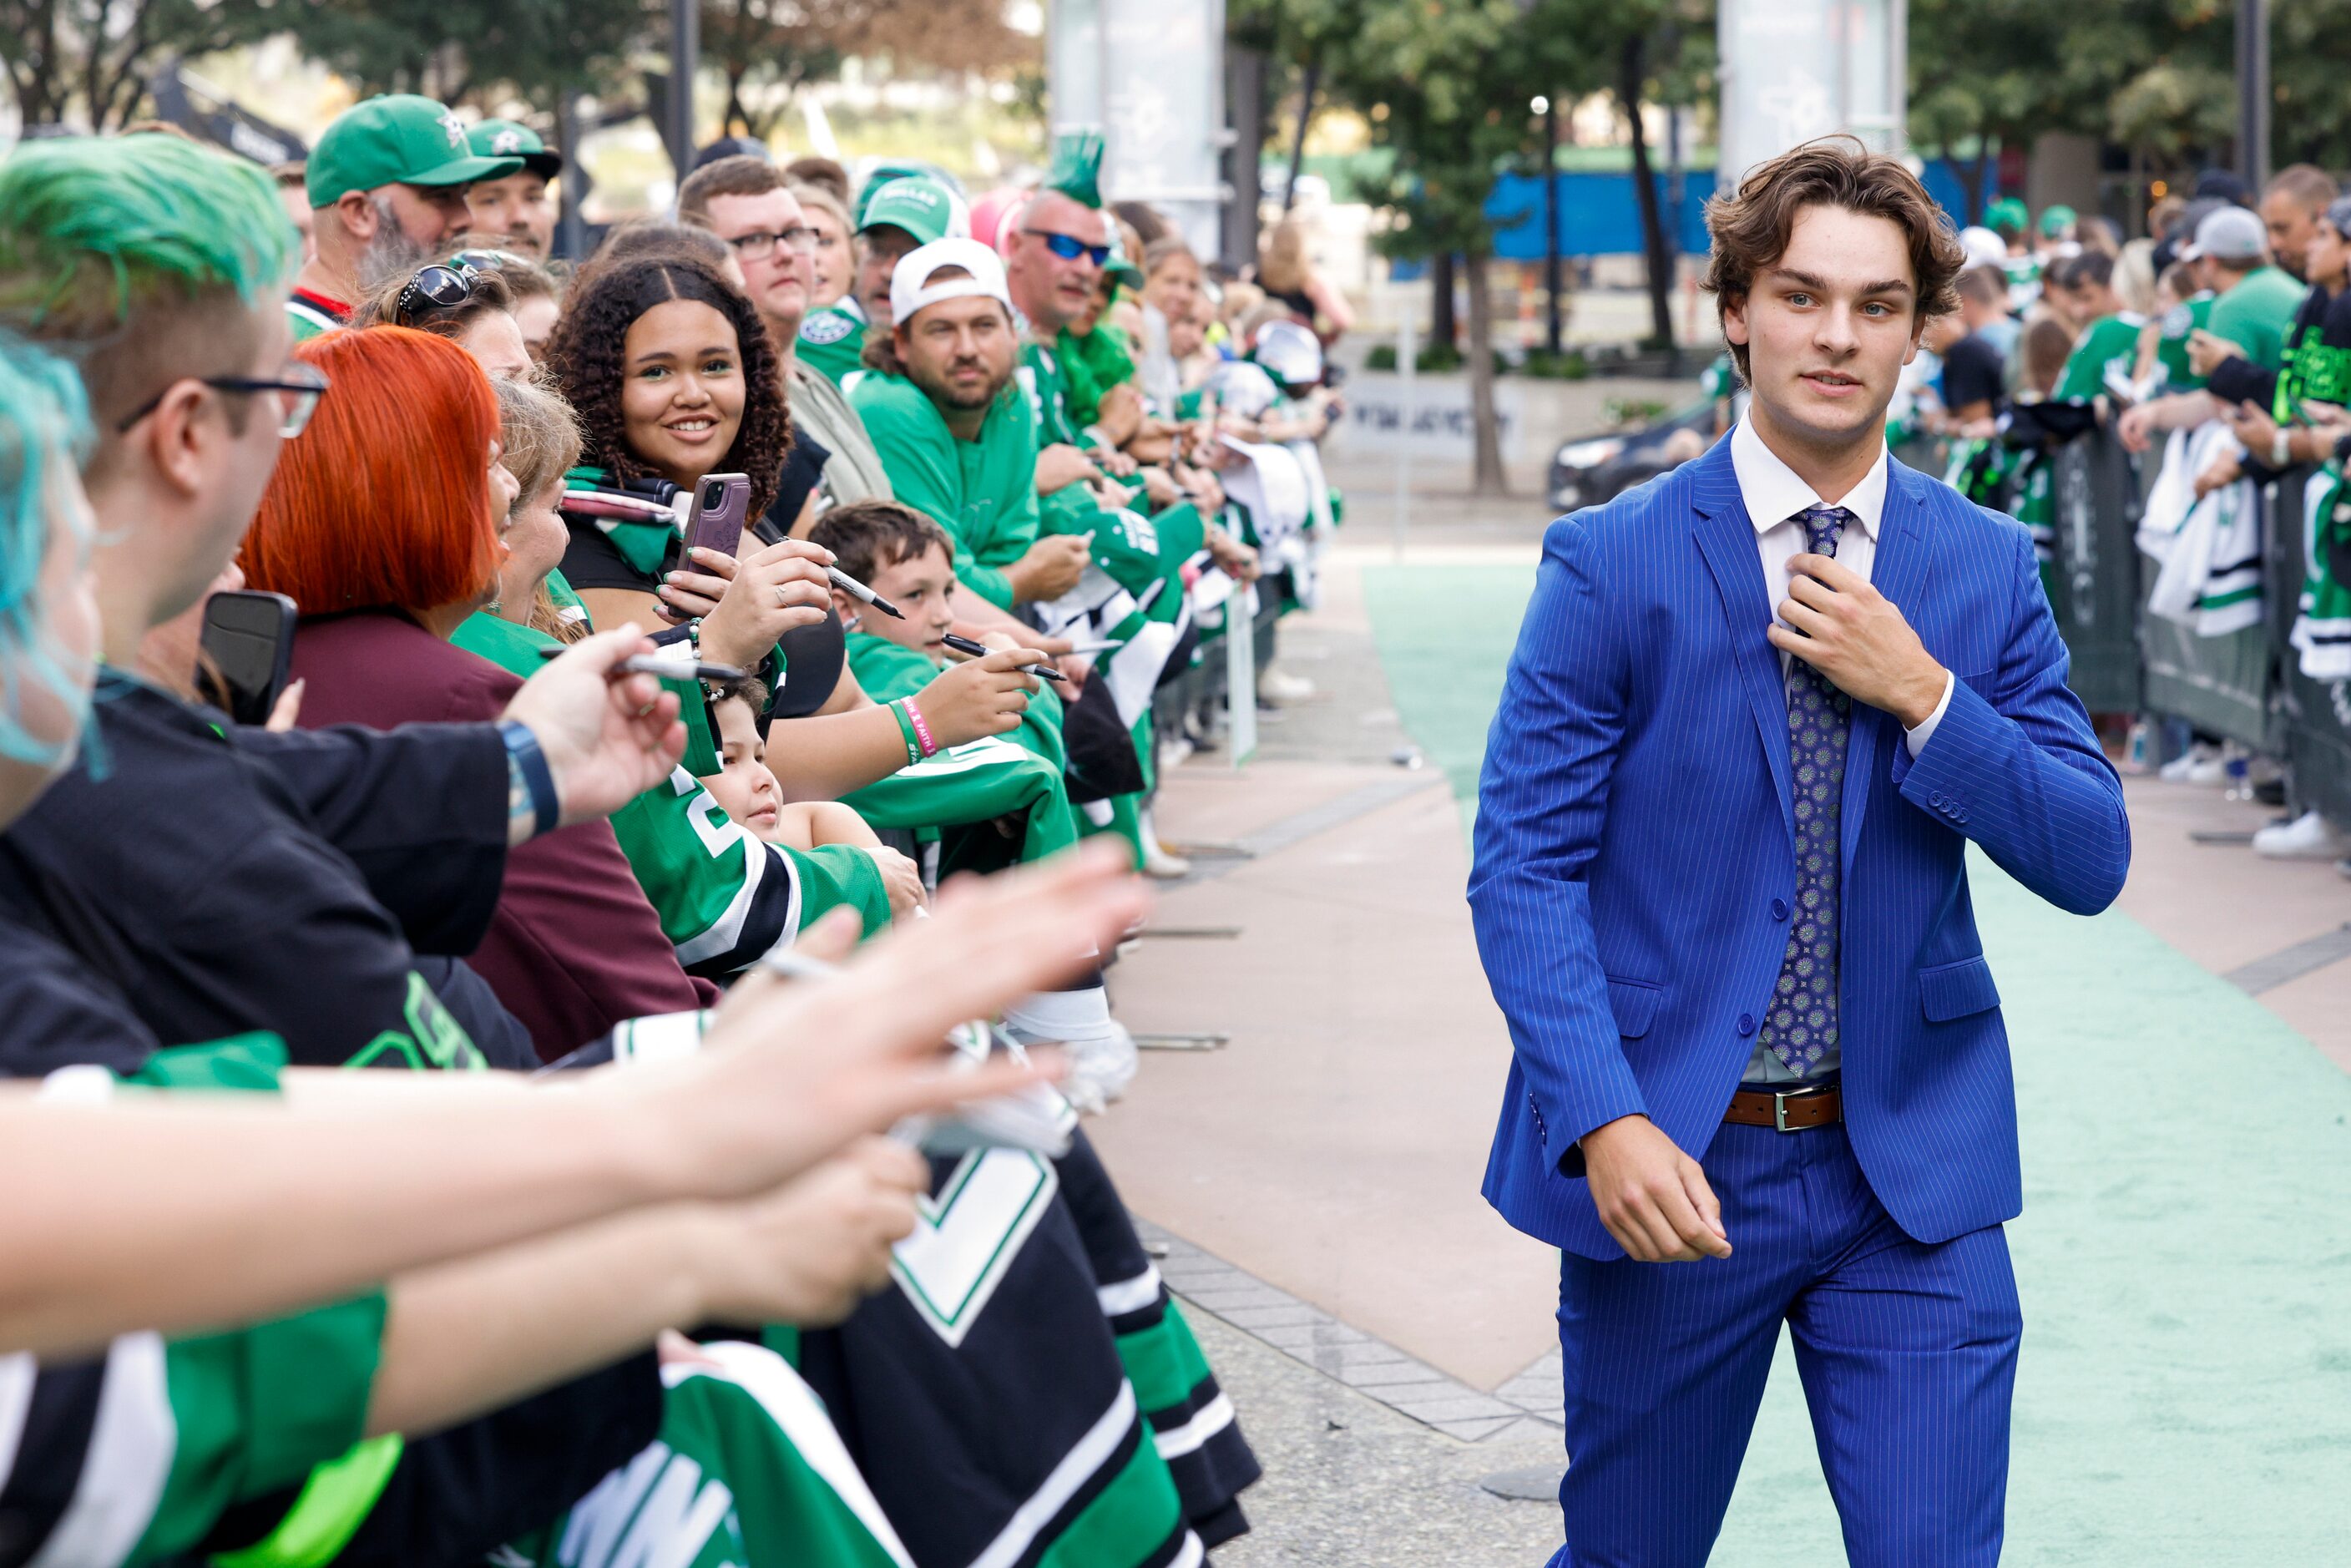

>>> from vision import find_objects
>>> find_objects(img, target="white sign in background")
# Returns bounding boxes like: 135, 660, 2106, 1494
1048, 0, 1227, 261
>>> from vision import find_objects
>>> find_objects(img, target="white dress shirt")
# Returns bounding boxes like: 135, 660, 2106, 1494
1728, 417, 1954, 1085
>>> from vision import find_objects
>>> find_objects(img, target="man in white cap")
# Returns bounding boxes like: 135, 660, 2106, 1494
848, 238, 1091, 617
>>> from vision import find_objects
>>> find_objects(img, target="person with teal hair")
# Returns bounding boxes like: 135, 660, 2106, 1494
0, 331, 95, 776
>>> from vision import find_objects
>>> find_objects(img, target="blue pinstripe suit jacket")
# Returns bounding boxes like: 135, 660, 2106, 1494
1469, 436, 2130, 1262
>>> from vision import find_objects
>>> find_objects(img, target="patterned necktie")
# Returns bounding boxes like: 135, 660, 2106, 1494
1760, 505, 1853, 1077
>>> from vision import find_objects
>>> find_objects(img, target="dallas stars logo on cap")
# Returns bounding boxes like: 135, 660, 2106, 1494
439, 110, 467, 148
491, 129, 525, 154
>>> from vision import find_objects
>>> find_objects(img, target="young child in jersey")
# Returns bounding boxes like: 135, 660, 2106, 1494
698, 679, 927, 918
810, 500, 1038, 675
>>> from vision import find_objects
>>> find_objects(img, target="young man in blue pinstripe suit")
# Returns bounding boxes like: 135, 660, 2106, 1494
1470, 138, 2131, 1565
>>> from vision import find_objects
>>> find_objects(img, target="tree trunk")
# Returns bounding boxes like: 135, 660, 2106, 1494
1464, 246, 1507, 496
1618, 33, 1673, 349
1431, 250, 1458, 352
1282, 53, 1320, 215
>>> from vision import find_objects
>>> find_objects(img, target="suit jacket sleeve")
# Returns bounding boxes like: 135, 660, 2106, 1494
1888, 523, 2131, 914
1468, 519, 1650, 1167
230, 722, 509, 957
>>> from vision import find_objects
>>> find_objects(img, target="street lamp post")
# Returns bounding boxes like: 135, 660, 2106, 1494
665, 0, 700, 182
2236, 0, 2269, 190
1540, 94, 1562, 357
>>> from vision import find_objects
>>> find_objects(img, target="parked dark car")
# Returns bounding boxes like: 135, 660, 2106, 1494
1545, 394, 1727, 514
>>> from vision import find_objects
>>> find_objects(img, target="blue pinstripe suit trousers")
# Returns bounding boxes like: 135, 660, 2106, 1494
1546, 1120, 2021, 1567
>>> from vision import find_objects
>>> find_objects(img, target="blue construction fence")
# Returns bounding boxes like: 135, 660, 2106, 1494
1392, 159, 1995, 271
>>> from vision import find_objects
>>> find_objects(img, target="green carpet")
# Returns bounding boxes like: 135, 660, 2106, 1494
1361, 562, 2351, 1563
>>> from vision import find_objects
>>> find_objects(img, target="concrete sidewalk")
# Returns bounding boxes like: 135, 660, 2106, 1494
1100, 550, 2351, 1565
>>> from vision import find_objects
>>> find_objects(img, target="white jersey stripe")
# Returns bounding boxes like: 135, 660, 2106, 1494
0, 1353, 35, 1492
965, 1382, 1137, 1568
26, 1333, 175, 1568
1150, 1392, 1236, 1461
1094, 1265, 1162, 1319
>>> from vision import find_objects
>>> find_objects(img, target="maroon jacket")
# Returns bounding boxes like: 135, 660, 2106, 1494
290, 609, 715, 1057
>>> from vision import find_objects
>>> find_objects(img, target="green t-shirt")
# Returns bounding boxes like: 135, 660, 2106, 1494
1059, 325, 1136, 433
2207, 266, 2308, 373
2055, 313, 2146, 402
796, 301, 869, 386
2155, 293, 2216, 392
849, 372, 1040, 610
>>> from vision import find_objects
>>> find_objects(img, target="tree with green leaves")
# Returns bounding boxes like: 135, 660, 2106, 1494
281, 0, 654, 115
1, 0, 278, 130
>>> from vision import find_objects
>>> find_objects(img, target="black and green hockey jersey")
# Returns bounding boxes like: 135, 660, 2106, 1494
503, 1340, 912, 1568
0, 1039, 389, 1568
455, 609, 891, 968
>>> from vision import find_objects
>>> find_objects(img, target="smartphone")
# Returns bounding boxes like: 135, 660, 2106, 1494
681, 473, 751, 560
197, 589, 298, 726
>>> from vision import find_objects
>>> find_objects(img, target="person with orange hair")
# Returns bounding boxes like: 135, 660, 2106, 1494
243, 326, 715, 1055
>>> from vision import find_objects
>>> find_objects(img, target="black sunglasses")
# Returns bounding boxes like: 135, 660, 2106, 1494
394, 262, 480, 327
1027, 230, 1110, 267
114, 366, 331, 438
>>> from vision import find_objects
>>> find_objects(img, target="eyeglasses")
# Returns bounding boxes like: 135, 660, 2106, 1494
726, 226, 819, 260
394, 261, 480, 327
114, 363, 331, 438
1027, 230, 1110, 267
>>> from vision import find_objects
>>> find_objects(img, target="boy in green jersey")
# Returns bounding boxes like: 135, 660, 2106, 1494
2049, 252, 2147, 403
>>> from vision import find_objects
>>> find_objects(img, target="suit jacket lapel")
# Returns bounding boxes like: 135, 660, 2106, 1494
1688, 446, 1795, 841
1840, 460, 1932, 871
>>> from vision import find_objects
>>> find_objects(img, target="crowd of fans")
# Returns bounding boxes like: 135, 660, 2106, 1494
1718, 166, 2351, 877
0, 90, 1354, 1568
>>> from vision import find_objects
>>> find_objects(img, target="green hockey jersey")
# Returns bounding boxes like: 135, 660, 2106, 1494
503, 1340, 912, 1568
454, 610, 891, 967
2, 1039, 389, 1568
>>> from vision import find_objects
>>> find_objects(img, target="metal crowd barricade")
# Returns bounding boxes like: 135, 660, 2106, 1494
2046, 427, 2142, 713
1915, 414, 2349, 823
2276, 473, 2351, 827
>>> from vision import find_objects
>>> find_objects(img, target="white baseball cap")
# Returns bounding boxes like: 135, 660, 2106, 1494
890, 237, 1013, 326
1957, 225, 2007, 272
2181, 205, 2266, 263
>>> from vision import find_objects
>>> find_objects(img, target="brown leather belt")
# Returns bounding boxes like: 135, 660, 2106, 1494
1724, 1084, 1842, 1131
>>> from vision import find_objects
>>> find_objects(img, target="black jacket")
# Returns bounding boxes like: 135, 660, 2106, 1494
0, 675, 662, 1567
0, 675, 529, 1069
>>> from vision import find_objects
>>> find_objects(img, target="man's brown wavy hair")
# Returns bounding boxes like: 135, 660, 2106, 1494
1704, 135, 1965, 385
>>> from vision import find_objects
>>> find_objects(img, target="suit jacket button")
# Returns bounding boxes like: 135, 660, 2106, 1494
1737, 1013, 1757, 1037
1771, 898, 1790, 921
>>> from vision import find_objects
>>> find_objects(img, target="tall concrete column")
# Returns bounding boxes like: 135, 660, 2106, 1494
1716, 0, 1906, 190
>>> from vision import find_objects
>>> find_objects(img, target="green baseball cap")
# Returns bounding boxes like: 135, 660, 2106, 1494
1984, 196, 2029, 236
306, 94, 521, 208
468, 119, 563, 181
857, 175, 968, 246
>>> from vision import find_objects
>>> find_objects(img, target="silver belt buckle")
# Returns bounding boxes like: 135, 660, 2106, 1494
1772, 1085, 1826, 1132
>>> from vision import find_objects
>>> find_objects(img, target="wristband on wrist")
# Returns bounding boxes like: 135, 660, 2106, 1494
888, 700, 923, 767
2274, 429, 2294, 468
498, 720, 561, 838
902, 696, 938, 757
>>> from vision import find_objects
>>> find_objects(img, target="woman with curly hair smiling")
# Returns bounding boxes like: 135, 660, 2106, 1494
544, 253, 832, 673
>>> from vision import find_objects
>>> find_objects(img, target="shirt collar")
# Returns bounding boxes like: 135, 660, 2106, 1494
1729, 415, 1888, 539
